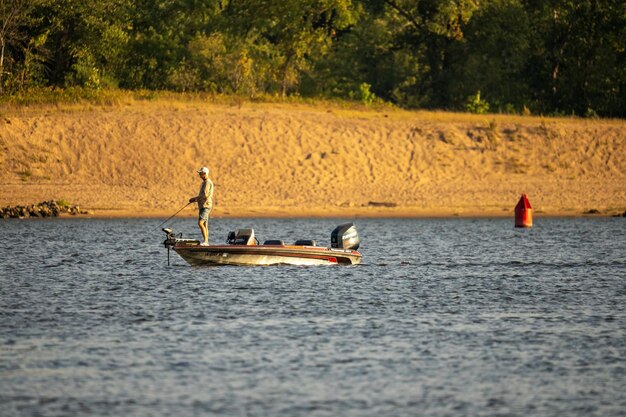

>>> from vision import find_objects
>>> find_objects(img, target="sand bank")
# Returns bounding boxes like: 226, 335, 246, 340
1, 101, 625, 217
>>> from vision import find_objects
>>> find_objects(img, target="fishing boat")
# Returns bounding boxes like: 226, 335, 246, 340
163, 223, 362, 266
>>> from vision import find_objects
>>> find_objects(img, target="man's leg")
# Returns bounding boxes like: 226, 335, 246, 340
198, 218, 208, 244
198, 208, 210, 244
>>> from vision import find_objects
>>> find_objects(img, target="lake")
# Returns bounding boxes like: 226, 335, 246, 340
1, 217, 625, 416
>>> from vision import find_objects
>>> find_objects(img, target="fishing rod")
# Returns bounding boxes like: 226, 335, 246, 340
156, 202, 192, 230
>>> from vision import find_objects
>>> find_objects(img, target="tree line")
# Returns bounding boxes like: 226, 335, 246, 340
1, 0, 624, 117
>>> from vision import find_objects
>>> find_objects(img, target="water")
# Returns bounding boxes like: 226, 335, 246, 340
1, 217, 625, 417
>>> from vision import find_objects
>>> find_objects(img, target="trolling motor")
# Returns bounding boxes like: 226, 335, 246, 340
162, 228, 179, 266
163, 228, 178, 247
163, 228, 203, 265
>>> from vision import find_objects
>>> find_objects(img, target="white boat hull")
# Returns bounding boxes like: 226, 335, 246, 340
173, 244, 361, 266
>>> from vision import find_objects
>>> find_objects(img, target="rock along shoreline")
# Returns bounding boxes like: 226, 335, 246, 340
1, 200, 89, 219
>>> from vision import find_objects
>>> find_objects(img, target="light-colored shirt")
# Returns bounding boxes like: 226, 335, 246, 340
196, 179, 214, 209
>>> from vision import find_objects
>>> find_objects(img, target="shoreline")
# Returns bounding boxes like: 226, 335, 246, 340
11, 206, 621, 219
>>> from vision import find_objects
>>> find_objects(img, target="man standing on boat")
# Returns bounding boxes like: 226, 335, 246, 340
189, 167, 214, 246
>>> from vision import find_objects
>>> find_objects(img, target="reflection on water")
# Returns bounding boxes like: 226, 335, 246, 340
1, 217, 625, 416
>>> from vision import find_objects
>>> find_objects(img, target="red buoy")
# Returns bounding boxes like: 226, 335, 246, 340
515, 194, 533, 228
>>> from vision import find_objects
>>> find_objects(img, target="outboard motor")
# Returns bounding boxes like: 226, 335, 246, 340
331, 223, 360, 250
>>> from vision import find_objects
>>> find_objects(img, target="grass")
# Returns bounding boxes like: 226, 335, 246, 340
56, 199, 71, 208
485, 119, 500, 150
0, 87, 623, 125
0, 87, 393, 114
0, 87, 161, 108
18, 169, 32, 181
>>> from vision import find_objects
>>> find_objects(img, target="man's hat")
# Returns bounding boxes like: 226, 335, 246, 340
198, 167, 209, 175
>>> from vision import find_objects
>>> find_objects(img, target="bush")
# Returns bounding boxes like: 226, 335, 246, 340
585, 107, 599, 119
56, 199, 71, 208
351, 82, 377, 106
466, 91, 490, 114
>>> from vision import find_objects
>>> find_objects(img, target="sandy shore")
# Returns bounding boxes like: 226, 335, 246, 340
1, 100, 625, 218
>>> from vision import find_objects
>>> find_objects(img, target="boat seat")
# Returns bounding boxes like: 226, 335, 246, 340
263, 239, 285, 245
234, 228, 256, 245
294, 239, 317, 246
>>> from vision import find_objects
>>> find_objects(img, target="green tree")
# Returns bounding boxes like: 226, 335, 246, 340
379, 0, 481, 107
1, 0, 623, 116
325, 0, 481, 108
122, 0, 223, 89
0, 0, 44, 94
312, 10, 425, 105
524, 0, 626, 116
451, 0, 533, 111
33, 0, 132, 89
223, 0, 358, 96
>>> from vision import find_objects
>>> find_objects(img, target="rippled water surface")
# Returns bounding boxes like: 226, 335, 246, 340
1, 217, 625, 417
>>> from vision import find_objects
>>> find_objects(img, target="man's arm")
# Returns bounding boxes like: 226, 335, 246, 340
189, 186, 201, 203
